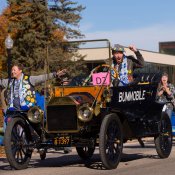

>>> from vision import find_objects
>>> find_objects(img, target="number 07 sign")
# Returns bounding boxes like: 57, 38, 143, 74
92, 72, 110, 85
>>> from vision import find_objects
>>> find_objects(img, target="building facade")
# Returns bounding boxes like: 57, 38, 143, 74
159, 41, 175, 55
78, 46, 175, 84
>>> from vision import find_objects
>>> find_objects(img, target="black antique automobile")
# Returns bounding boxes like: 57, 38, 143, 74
4, 40, 172, 170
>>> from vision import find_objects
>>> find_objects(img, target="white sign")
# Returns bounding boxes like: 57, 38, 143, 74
119, 90, 146, 102
92, 72, 110, 85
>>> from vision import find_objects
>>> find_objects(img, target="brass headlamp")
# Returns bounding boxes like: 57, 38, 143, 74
77, 104, 93, 122
27, 106, 44, 124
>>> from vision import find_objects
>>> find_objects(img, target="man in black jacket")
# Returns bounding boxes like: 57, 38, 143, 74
112, 44, 145, 147
111, 44, 144, 86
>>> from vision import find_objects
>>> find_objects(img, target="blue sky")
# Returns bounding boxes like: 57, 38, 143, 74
1, 0, 175, 51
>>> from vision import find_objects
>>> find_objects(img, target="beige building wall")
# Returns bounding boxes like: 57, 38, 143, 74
78, 47, 175, 66
125, 48, 175, 66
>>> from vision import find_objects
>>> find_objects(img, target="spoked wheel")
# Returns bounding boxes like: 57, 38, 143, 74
4, 117, 32, 170
76, 146, 95, 160
154, 112, 172, 158
99, 113, 123, 169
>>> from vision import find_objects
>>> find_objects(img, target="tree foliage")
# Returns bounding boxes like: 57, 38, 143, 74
0, 0, 85, 76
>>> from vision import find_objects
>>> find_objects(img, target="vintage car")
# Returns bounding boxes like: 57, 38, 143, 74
4, 39, 172, 170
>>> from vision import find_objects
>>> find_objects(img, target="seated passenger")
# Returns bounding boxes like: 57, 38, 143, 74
62, 77, 72, 86
111, 44, 144, 86
156, 72, 175, 118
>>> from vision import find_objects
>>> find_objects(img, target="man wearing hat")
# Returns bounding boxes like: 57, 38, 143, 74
111, 44, 144, 86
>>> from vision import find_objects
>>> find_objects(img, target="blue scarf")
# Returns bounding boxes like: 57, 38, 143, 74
8, 73, 36, 109
112, 56, 129, 86
119, 56, 129, 85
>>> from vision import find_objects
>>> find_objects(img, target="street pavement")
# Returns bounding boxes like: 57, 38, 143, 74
0, 138, 175, 175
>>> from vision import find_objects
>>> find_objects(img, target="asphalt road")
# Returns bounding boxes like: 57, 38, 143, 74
1, 138, 175, 175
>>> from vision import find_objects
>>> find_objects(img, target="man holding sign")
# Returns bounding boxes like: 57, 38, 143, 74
111, 44, 144, 86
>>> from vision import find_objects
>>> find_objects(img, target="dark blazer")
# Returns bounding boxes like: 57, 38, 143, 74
112, 51, 144, 77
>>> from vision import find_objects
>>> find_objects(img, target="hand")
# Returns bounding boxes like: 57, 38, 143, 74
162, 85, 167, 91
164, 86, 171, 94
57, 69, 67, 77
161, 86, 166, 91
157, 89, 164, 96
162, 85, 171, 95
129, 45, 137, 52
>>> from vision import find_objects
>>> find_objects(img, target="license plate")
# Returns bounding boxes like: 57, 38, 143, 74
53, 136, 71, 147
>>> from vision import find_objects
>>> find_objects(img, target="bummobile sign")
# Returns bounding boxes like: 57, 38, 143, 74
118, 90, 146, 102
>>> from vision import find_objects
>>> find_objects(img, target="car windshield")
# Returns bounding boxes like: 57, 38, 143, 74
55, 40, 111, 85
36, 39, 112, 107
45, 39, 111, 90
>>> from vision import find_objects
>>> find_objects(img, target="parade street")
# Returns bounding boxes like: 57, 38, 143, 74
1, 138, 175, 175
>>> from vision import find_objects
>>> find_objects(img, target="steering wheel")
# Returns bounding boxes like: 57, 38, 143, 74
83, 64, 118, 86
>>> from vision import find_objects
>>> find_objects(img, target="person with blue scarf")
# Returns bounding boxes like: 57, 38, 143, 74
0, 63, 66, 116
0, 63, 72, 153
111, 44, 144, 86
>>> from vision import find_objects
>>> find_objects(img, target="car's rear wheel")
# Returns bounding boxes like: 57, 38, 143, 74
4, 117, 32, 170
154, 112, 172, 158
99, 113, 123, 169
76, 146, 95, 160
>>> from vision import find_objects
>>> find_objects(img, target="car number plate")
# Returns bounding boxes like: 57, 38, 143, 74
53, 136, 71, 147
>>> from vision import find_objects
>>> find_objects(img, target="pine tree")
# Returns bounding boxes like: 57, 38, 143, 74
48, 0, 84, 39
46, 0, 86, 75
2, 0, 85, 75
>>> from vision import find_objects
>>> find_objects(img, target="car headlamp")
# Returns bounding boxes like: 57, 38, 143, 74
78, 105, 93, 122
27, 106, 44, 124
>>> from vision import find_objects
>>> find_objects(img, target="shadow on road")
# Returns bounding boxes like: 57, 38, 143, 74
0, 151, 159, 171
1, 138, 174, 171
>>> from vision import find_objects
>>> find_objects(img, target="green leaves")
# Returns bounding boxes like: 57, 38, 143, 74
1, 0, 85, 76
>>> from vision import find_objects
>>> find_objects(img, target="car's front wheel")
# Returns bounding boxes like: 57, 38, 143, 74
4, 117, 32, 170
99, 113, 123, 169
154, 112, 172, 158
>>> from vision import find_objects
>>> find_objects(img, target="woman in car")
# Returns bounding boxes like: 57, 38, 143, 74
157, 72, 175, 118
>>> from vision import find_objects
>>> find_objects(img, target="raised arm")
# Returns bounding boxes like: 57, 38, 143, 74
129, 45, 144, 68
134, 51, 144, 68
29, 73, 55, 86
29, 69, 67, 86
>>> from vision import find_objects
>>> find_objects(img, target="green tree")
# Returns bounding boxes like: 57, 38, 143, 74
48, 0, 84, 39
2, 0, 85, 75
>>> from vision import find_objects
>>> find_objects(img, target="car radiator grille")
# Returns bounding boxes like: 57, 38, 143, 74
46, 105, 78, 132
